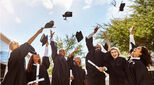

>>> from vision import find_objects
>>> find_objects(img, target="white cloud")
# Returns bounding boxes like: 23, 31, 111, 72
83, 0, 92, 9
83, 0, 112, 9
53, 0, 73, 10
15, 17, 21, 23
0, 0, 22, 23
83, 5, 91, 9
42, 0, 53, 9
0, 0, 15, 15
85, 0, 92, 4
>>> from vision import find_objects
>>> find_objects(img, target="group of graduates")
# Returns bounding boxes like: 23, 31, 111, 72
1, 25, 153, 85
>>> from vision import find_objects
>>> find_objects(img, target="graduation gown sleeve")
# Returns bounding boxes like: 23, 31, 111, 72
134, 61, 153, 85
50, 41, 58, 62
86, 37, 95, 52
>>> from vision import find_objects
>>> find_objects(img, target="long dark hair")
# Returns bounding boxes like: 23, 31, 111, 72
140, 46, 152, 67
27, 54, 42, 72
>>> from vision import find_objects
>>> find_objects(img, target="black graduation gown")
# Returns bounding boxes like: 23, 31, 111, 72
26, 57, 50, 85
85, 37, 107, 85
68, 56, 86, 85
2, 43, 32, 85
50, 41, 70, 85
105, 57, 129, 85
128, 59, 153, 85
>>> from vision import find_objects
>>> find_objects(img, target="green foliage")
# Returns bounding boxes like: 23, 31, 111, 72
96, 0, 154, 52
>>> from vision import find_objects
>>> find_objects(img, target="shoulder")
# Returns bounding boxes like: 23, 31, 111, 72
118, 56, 126, 60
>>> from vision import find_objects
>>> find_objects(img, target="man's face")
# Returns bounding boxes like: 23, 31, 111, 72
75, 57, 81, 66
95, 44, 102, 51
59, 49, 66, 57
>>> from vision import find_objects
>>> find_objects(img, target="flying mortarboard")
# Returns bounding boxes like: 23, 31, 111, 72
44, 20, 54, 28
75, 31, 83, 42
40, 34, 48, 46
63, 11, 72, 20
119, 3, 125, 11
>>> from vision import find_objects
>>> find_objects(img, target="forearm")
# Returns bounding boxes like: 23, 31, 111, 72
50, 37, 57, 59
87, 32, 95, 39
106, 39, 111, 51
129, 34, 135, 50
27, 32, 40, 45
44, 46, 49, 57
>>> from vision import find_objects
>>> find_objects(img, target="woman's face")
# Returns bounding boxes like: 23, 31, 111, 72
111, 49, 119, 59
132, 47, 142, 57
33, 54, 40, 63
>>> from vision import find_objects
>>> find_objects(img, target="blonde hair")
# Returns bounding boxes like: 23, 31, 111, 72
110, 47, 121, 56
9, 41, 19, 51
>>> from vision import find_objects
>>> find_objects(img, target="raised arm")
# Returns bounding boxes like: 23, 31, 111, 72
42, 41, 50, 69
27, 28, 43, 45
129, 26, 135, 51
67, 49, 78, 68
86, 26, 99, 52
50, 30, 57, 60
103, 32, 111, 51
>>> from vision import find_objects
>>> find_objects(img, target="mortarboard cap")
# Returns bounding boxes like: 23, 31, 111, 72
75, 31, 83, 42
40, 34, 48, 46
63, 11, 72, 17
63, 11, 72, 20
119, 3, 125, 11
44, 21, 54, 28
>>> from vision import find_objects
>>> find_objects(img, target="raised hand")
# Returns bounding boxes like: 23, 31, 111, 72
74, 48, 78, 53
130, 26, 134, 35
103, 32, 109, 39
94, 26, 99, 34
38, 28, 43, 34
45, 40, 49, 47
50, 30, 55, 37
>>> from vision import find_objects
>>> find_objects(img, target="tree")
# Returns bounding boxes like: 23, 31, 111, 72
96, 0, 154, 52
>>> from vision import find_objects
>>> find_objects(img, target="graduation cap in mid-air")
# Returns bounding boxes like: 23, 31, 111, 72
44, 20, 54, 28
75, 31, 83, 42
130, 42, 138, 53
40, 34, 48, 46
63, 11, 72, 20
119, 3, 125, 11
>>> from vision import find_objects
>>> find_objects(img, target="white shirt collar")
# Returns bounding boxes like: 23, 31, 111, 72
131, 57, 140, 60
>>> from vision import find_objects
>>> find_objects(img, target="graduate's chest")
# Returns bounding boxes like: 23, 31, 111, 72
110, 59, 124, 69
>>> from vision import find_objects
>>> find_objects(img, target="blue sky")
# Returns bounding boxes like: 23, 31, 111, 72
0, 0, 133, 57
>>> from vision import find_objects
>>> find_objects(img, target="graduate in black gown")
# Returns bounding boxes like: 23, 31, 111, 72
26, 41, 50, 85
1, 28, 44, 85
67, 49, 86, 85
103, 47, 129, 85
127, 26, 153, 85
85, 26, 110, 85
50, 30, 70, 85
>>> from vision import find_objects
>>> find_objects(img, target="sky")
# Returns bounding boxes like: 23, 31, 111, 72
0, 0, 134, 57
